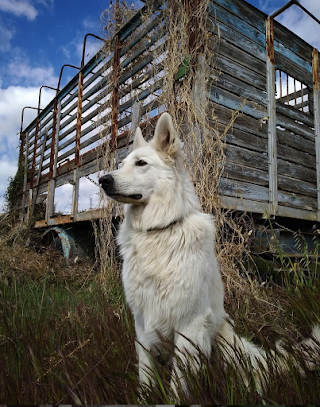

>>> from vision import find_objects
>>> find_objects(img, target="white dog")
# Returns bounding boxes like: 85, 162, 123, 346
99, 112, 320, 395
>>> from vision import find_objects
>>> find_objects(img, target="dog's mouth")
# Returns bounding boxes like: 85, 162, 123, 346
104, 190, 143, 202
108, 192, 143, 200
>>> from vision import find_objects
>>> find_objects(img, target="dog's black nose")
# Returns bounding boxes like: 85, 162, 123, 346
99, 174, 114, 187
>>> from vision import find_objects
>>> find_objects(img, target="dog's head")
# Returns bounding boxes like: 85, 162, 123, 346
99, 112, 182, 205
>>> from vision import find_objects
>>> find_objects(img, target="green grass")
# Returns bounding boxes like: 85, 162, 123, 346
0, 236, 320, 404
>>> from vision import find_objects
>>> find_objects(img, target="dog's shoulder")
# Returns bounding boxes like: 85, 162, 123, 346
186, 211, 216, 239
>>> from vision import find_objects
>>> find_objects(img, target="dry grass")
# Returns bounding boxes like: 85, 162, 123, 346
0, 225, 320, 404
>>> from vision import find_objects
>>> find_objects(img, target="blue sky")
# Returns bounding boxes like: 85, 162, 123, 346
0, 0, 320, 212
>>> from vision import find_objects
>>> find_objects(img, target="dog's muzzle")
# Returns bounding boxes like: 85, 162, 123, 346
99, 174, 114, 193
99, 174, 143, 201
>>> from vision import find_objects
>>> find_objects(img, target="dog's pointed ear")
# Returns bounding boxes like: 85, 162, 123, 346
153, 113, 179, 157
133, 127, 147, 150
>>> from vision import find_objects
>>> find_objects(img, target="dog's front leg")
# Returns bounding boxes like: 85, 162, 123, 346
171, 314, 214, 398
134, 315, 158, 387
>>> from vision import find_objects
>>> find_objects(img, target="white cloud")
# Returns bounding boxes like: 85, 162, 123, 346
82, 16, 99, 31
0, 18, 15, 51
0, 84, 54, 212
6, 50, 58, 87
59, 44, 71, 59
0, 0, 38, 20
0, 85, 53, 147
276, 0, 320, 50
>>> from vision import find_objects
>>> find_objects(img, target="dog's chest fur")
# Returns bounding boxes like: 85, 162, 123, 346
117, 210, 224, 330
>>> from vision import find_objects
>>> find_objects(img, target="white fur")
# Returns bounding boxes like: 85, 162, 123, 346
101, 112, 320, 395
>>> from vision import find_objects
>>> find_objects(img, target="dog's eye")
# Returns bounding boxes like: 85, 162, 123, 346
136, 159, 148, 166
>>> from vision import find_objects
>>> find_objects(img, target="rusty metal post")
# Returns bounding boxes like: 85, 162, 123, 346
46, 101, 61, 224
71, 70, 84, 219
30, 118, 41, 191
313, 49, 320, 220
49, 98, 58, 180
21, 132, 30, 222
75, 71, 84, 167
20, 106, 39, 176
266, 16, 278, 216
111, 35, 121, 150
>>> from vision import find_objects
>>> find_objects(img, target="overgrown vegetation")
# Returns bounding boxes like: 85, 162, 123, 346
3, 161, 24, 214
0, 216, 320, 404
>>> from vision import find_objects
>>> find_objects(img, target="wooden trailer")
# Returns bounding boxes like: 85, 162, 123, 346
18, 0, 320, 238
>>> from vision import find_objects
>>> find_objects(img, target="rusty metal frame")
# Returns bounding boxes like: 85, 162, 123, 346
266, 16, 278, 216
313, 49, 320, 220
19, 106, 41, 168
270, 0, 320, 26
72, 33, 107, 219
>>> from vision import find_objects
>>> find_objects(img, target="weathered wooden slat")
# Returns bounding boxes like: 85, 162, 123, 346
225, 145, 268, 172
210, 101, 315, 155
278, 190, 317, 211
275, 52, 313, 88
220, 124, 267, 153
207, 5, 265, 48
120, 13, 163, 57
276, 100, 314, 128
226, 144, 316, 184
279, 175, 317, 198
211, 71, 267, 106
117, 98, 162, 134
220, 195, 317, 221
211, 54, 266, 91
274, 26, 312, 63
278, 143, 316, 169
213, 37, 267, 76
117, 0, 165, 42
206, 18, 266, 61
276, 113, 315, 140
119, 63, 164, 100
121, 29, 165, 71
276, 205, 317, 221
209, 0, 313, 62
208, 101, 267, 137
224, 162, 317, 198
207, 87, 267, 119
219, 177, 269, 201
278, 158, 317, 184
219, 177, 316, 211
219, 195, 269, 215
119, 79, 163, 114
209, 1, 313, 79
219, 121, 315, 168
